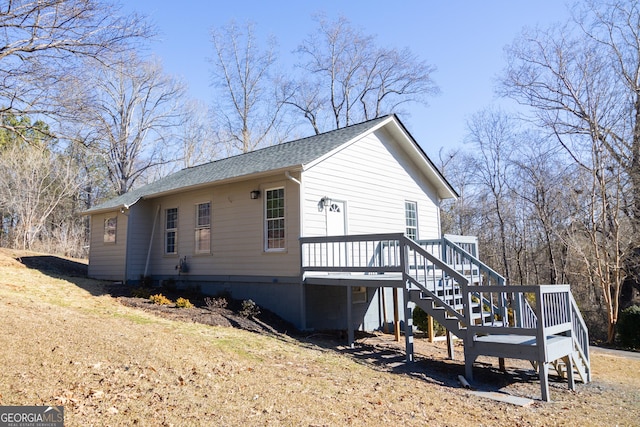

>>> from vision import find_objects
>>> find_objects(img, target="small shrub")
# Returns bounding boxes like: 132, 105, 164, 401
140, 275, 153, 287
131, 287, 152, 299
161, 278, 177, 293
176, 297, 193, 309
149, 294, 172, 305
617, 305, 640, 349
240, 299, 260, 318
204, 296, 228, 310
413, 306, 446, 336
184, 284, 201, 297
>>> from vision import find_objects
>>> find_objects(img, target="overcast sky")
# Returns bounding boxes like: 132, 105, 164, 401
126, 0, 572, 159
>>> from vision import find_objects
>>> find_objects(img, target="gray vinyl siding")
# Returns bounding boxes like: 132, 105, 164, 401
141, 174, 302, 279
302, 128, 441, 239
87, 211, 128, 280
124, 202, 158, 281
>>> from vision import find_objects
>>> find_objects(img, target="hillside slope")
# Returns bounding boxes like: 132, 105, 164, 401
0, 250, 638, 426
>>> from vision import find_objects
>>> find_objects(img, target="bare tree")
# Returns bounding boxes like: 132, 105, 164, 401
209, 21, 289, 154
0, 0, 151, 137
292, 15, 438, 133
69, 54, 187, 196
181, 100, 220, 168
511, 132, 572, 285
562, 142, 630, 343
0, 118, 80, 250
438, 148, 478, 236
501, 0, 640, 342
465, 108, 518, 285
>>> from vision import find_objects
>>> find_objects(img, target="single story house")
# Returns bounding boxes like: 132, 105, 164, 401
86, 114, 458, 331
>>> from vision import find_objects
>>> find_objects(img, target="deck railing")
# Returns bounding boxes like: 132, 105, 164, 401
465, 285, 573, 337
300, 233, 589, 378
300, 233, 405, 274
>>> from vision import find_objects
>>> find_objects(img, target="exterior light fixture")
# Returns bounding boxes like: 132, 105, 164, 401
250, 190, 261, 199
318, 196, 332, 211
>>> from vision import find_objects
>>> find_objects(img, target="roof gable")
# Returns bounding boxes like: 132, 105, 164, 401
87, 115, 456, 214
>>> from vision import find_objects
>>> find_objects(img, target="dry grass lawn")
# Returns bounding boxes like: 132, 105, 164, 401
0, 249, 638, 426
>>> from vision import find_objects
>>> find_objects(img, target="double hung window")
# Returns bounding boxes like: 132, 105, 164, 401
195, 202, 211, 254
165, 208, 178, 254
104, 217, 117, 243
405, 201, 418, 240
265, 188, 285, 250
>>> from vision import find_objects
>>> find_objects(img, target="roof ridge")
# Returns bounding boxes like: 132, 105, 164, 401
85, 115, 395, 214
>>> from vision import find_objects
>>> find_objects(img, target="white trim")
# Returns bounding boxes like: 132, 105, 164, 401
303, 116, 394, 171
264, 186, 286, 252
405, 200, 418, 240
194, 201, 211, 254
103, 216, 117, 244
165, 207, 179, 255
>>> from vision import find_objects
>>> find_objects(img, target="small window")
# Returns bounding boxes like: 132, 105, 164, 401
265, 188, 285, 250
352, 286, 367, 304
104, 217, 117, 243
165, 208, 178, 254
195, 202, 211, 254
405, 201, 418, 240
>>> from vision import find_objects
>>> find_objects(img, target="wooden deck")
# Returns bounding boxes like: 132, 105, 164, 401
300, 233, 591, 402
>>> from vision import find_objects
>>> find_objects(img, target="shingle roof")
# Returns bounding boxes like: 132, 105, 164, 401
87, 116, 392, 213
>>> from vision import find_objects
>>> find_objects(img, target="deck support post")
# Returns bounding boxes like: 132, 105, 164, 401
347, 285, 354, 348
499, 357, 506, 372
381, 287, 389, 333
393, 288, 400, 341
564, 356, 576, 391
427, 315, 434, 343
299, 279, 307, 330
446, 330, 455, 360
403, 286, 414, 363
539, 362, 550, 402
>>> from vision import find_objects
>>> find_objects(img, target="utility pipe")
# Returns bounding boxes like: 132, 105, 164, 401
144, 205, 161, 278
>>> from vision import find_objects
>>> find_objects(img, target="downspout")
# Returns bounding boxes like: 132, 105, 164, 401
285, 170, 301, 186
285, 170, 302, 235
286, 171, 306, 330
144, 205, 161, 278
122, 207, 130, 284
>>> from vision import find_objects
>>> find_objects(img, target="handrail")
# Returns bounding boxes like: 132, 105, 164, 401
569, 292, 591, 381
424, 237, 508, 322
420, 237, 506, 287
402, 236, 471, 326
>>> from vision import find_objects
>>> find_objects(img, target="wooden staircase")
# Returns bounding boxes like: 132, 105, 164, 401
405, 236, 591, 401
300, 233, 591, 402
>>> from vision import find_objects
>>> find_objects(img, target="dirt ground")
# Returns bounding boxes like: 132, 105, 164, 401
0, 249, 639, 426
116, 285, 635, 405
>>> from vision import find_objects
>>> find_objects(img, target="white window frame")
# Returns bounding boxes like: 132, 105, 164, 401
104, 217, 117, 243
165, 207, 178, 255
265, 187, 285, 251
405, 201, 418, 240
195, 201, 211, 254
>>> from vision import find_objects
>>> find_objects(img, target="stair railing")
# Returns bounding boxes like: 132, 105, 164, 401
401, 236, 471, 327
420, 236, 508, 320
569, 292, 591, 381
